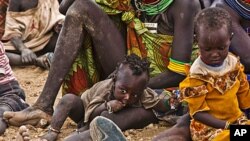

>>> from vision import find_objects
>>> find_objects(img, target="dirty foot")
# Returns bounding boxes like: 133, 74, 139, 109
16, 126, 30, 141
35, 52, 54, 69
0, 118, 8, 135
3, 107, 51, 128
40, 127, 59, 141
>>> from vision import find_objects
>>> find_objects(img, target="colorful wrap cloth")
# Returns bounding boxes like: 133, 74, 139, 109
0, 0, 8, 39
225, 0, 250, 20
62, 0, 199, 95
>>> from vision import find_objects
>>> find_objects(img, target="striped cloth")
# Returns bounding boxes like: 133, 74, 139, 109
0, 42, 16, 85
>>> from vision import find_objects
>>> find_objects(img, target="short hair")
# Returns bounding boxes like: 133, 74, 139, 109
120, 53, 150, 76
194, 7, 232, 37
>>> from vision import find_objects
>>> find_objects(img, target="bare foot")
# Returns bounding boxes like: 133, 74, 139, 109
3, 107, 51, 128
40, 130, 59, 141
16, 126, 30, 141
0, 118, 8, 135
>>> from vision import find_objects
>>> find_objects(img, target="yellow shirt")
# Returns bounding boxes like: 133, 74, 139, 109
180, 54, 250, 141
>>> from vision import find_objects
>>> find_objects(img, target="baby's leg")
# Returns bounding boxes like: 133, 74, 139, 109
0, 105, 12, 135
41, 94, 84, 141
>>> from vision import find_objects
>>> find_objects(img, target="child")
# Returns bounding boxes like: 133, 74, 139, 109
181, 7, 250, 141
0, 41, 29, 135
40, 54, 176, 141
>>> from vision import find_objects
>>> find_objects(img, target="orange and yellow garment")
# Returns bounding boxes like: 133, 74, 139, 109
180, 54, 250, 141
62, 0, 198, 95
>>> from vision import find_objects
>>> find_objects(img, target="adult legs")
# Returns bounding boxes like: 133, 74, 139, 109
0, 105, 12, 135
41, 94, 84, 141
4, 0, 126, 127
152, 113, 191, 141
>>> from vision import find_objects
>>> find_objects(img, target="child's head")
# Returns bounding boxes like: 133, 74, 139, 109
194, 7, 233, 66
113, 54, 150, 106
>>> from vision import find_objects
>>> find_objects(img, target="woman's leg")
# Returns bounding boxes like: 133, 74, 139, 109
41, 94, 84, 141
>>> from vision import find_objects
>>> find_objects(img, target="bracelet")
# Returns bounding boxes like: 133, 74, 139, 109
224, 121, 230, 130
105, 101, 113, 114
48, 126, 60, 133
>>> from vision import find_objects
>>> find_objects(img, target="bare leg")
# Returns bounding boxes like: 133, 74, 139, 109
101, 107, 158, 131
0, 105, 12, 135
3, 0, 125, 127
152, 113, 191, 141
6, 53, 31, 66
41, 94, 84, 141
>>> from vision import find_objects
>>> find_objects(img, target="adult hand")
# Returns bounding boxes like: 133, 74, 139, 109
21, 48, 37, 64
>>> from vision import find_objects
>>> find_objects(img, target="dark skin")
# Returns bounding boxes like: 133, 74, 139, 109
153, 13, 234, 141
193, 25, 232, 129
211, 0, 250, 73
0, 105, 12, 135
5, 0, 61, 67
3, 0, 201, 127
40, 64, 168, 141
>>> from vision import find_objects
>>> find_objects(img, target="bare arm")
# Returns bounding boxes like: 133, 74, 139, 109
59, 0, 75, 15
194, 111, 227, 129
148, 0, 201, 89
152, 99, 170, 113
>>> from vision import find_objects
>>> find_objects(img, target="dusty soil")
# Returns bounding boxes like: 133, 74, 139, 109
0, 66, 170, 141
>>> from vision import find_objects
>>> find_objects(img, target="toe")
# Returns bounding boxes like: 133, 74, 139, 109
3, 111, 14, 119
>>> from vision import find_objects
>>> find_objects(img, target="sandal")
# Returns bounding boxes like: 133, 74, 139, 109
35, 52, 54, 69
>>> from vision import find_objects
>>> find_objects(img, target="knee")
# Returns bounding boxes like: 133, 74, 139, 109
100, 111, 114, 120
59, 94, 79, 107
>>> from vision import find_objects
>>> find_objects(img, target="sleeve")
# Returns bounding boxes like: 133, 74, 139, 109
236, 65, 250, 109
141, 88, 161, 109
2, 12, 25, 40
180, 77, 210, 118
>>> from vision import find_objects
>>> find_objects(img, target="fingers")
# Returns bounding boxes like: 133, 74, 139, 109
22, 53, 37, 64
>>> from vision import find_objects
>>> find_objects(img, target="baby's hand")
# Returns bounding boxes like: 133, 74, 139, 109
107, 100, 125, 113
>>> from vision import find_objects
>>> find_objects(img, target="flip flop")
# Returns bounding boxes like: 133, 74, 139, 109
35, 52, 54, 69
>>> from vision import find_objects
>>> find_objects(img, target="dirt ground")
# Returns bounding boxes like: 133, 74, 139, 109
0, 66, 171, 141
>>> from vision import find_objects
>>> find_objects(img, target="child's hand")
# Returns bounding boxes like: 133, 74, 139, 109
107, 100, 125, 113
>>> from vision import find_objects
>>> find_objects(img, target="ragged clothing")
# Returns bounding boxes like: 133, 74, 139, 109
1, 0, 64, 52
180, 54, 250, 141
80, 78, 161, 123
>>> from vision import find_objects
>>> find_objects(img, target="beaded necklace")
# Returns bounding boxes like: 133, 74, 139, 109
134, 0, 173, 16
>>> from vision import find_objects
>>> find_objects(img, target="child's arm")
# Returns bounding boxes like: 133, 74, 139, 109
236, 65, 250, 110
89, 100, 125, 121
152, 99, 171, 113
194, 111, 228, 129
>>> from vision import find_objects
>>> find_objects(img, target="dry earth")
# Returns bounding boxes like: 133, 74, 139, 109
0, 66, 171, 141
